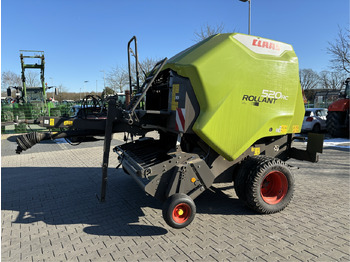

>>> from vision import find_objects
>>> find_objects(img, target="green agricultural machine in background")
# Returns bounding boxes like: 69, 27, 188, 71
20, 50, 47, 104
16, 33, 324, 228
2, 50, 64, 133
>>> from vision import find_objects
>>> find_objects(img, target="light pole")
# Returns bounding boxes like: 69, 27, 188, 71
100, 70, 105, 90
83, 80, 89, 98
239, 0, 251, 35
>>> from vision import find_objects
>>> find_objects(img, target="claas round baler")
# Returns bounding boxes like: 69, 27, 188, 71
115, 33, 322, 228
15, 33, 323, 229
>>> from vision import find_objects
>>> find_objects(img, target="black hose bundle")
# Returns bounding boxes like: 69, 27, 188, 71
16, 132, 46, 154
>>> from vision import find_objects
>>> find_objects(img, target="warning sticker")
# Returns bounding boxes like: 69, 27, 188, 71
251, 147, 260, 156
281, 125, 288, 134
171, 84, 180, 111
64, 121, 73, 126
292, 125, 300, 133
49, 118, 55, 126
175, 108, 186, 132
276, 125, 288, 134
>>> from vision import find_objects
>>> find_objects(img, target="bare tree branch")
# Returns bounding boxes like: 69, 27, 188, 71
1, 71, 21, 91
25, 71, 41, 87
137, 57, 159, 82
106, 66, 128, 93
106, 57, 159, 93
193, 23, 225, 42
319, 70, 347, 90
299, 69, 319, 90
327, 26, 350, 74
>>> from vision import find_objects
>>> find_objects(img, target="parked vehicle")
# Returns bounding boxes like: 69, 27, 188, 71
326, 78, 350, 138
301, 108, 328, 133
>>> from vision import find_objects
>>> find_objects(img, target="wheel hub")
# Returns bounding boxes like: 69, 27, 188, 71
260, 171, 288, 205
172, 203, 191, 224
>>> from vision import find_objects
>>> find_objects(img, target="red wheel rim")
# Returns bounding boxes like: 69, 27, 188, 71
260, 171, 288, 205
172, 203, 191, 224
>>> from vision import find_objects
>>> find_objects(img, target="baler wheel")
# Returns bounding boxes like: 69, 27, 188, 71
236, 156, 295, 214
247, 156, 294, 214
234, 157, 256, 201
260, 171, 288, 205
162, 193, 196, 229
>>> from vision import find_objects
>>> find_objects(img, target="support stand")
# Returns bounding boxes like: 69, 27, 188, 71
99, 97, 117, 202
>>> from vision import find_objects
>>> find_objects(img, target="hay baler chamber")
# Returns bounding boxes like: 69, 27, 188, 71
16, 33, 323, 229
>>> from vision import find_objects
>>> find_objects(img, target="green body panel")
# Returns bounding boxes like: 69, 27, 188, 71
164, 33, 304, 161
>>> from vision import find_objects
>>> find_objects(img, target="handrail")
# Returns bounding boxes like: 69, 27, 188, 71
127, 36, 140, 95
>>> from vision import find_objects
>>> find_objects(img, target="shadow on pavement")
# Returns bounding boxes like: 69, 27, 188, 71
2, 166, 168, 236
2, 166, 253, 236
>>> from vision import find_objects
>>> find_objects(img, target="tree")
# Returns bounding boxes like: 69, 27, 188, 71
327, 27, 350, 74
299, 69, 319, 90
101, 87, 115, 98
25, 71, 41, 87
319, 70, 347, 90
193, 23, 225, 42
137, 57, 159, 83
1, 71, 21, 91
106, 66, 128, 93
107, 57, 159, 93
57, 84, 68, 93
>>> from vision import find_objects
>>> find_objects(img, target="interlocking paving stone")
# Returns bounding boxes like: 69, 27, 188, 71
1, 135, 349, 261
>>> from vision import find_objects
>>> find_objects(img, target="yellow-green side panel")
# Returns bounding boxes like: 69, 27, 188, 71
164, 33, 305, 161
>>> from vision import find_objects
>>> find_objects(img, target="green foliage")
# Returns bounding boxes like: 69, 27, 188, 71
101, 87, 115, 98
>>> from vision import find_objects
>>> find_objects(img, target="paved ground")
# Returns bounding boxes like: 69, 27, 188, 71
1, 133, 350, 261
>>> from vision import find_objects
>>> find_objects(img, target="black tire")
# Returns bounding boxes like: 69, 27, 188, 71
312, 123, 321, 133
326, 111, 348, 138
237, 156, 295, 214
234, 157, 256, 201
162, 193, 196, 229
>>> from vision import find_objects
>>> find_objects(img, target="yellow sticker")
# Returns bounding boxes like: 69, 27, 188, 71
292, 125, 300, 133
254, 147, 260, 155
251, 147, 260, 156
49, 118, 54, 126
171, 84, 179, 111
64, 120, 73, 126
281, 125, 288, 134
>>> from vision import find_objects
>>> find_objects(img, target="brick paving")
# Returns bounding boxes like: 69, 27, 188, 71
1, 134, 350, 261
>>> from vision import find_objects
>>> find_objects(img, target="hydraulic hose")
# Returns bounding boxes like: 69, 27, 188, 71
16, 132, 47, 154
15, 129, 105, 154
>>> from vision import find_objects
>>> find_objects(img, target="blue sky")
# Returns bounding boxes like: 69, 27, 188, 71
2, 0, 349, 93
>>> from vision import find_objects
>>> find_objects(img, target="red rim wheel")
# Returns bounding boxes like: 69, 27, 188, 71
163, 193, 196, 229
260, 171, 288, 205
172, 203, 191, 224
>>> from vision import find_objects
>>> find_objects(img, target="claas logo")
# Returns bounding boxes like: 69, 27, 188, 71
252, 39, 280, 51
